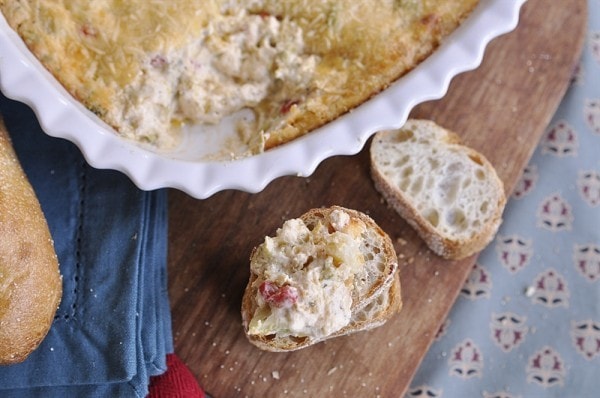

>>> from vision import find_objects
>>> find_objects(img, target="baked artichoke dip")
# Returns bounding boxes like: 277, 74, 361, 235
0, 0, 478, 156
248, 209, 366, 338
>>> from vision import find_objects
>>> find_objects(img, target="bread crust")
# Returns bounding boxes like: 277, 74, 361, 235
370, 119, 506, 260
241, 206, 400, 352
0, 120, 62, 365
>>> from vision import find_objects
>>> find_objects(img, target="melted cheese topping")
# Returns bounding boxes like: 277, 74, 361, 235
1, 0, 479, 153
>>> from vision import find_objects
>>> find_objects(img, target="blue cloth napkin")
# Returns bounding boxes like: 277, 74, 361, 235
0, 93, 173, 397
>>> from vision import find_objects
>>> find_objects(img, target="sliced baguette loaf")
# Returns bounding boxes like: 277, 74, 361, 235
370, 119, 506, 260
241, 206, 401, 352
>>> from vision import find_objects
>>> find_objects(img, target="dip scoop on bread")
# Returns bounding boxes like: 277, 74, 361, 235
242, 206, 402, 352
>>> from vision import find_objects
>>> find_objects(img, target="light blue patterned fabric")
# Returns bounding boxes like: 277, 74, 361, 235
407, 3, 600, 398
0, 94, 173, 397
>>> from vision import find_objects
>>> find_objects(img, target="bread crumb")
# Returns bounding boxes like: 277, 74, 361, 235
526, 59, 536, 73
396, 237, 407, 245
524, 286, 536, 297
327, 366, 338, 375
272, 370, 280, 380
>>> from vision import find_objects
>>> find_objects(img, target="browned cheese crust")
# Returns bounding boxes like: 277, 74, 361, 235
0, 0, 479, 152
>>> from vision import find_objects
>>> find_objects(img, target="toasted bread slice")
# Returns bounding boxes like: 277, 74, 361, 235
242, 206, 400, 352
370, 119, 506, 260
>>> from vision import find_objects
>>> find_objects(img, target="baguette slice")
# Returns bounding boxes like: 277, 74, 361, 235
242, 206, 400, 352
370, 119, 506, 260
0, 120, 62, 364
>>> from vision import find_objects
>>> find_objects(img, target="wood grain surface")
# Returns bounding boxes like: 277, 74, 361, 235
167, 0, 587, 396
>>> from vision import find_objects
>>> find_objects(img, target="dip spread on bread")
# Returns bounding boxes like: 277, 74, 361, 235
1, 0, 478, 154
248, 209, 366, 338
243, 206, 401, 351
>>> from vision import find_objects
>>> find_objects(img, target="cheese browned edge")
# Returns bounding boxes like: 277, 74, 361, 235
0, 118, 62, 365
255, 0, 481, 149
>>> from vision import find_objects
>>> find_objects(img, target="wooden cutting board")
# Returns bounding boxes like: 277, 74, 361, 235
167, 0, 587, 396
